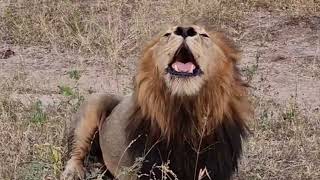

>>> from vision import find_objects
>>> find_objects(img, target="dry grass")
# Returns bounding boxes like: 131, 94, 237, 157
0, 0, 320, 179
0, 0, 249, 56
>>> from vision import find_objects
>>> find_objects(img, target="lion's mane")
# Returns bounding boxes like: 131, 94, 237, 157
125, 31, 251, 179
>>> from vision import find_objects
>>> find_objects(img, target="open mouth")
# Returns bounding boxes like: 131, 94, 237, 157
166, 43, 203, 78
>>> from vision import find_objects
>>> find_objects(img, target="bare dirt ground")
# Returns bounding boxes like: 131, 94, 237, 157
0, 1, 319, 179
236, 11, 320, 180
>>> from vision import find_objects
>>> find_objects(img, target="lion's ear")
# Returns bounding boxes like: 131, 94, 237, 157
210, 32, 241, 63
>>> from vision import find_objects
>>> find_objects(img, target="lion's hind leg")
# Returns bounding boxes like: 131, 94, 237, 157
61, 94, 122, 180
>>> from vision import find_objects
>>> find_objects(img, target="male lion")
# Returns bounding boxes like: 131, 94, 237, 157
61, 25, 251, 180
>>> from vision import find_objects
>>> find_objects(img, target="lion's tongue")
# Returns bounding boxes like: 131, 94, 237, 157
172, 62, 195, 73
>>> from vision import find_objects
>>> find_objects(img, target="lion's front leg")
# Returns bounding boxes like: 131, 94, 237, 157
61, 94, 121, 180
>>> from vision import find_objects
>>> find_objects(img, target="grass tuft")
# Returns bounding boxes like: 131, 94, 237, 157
68, 70, 81, 80
58, 85, 74, 97
31, 100, 47, 125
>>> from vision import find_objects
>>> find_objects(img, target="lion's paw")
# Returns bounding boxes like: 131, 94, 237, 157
60, 160, 85, 180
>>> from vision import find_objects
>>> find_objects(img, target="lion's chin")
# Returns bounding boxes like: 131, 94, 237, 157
164, 74, 204, 96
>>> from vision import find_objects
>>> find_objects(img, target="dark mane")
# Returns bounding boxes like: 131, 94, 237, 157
125, 99, 249, 179
124, 31, 251, 179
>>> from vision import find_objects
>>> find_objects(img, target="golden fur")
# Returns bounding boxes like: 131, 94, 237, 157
135, 26, 250, 142
61, 25, 251, 180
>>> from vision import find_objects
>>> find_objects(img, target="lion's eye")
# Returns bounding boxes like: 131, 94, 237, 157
200, 33, 209, 38
163, 33, 171, 37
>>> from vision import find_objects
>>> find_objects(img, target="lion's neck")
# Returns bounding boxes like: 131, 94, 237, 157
135, 83, 225, 143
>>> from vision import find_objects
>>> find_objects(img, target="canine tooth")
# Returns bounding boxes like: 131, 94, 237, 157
189, 64, 195, 73
173, 64, 178, 71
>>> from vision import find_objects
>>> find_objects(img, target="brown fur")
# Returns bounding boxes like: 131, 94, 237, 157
61, 94, 122, 179
135, 31, 250, 143
61, 25, 252, 180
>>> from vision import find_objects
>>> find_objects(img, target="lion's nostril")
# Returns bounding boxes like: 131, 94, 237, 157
174, 27, 184, 36
174, 27, 197, 38
186, 27, 196, 37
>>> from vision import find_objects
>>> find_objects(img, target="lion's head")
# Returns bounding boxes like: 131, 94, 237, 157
139, 25, 240, 96
133, 25, 250, 141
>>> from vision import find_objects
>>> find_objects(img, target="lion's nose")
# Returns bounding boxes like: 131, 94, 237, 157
174, 27, 197, 38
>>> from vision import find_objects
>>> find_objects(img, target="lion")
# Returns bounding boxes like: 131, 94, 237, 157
60, 25, 252, 180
